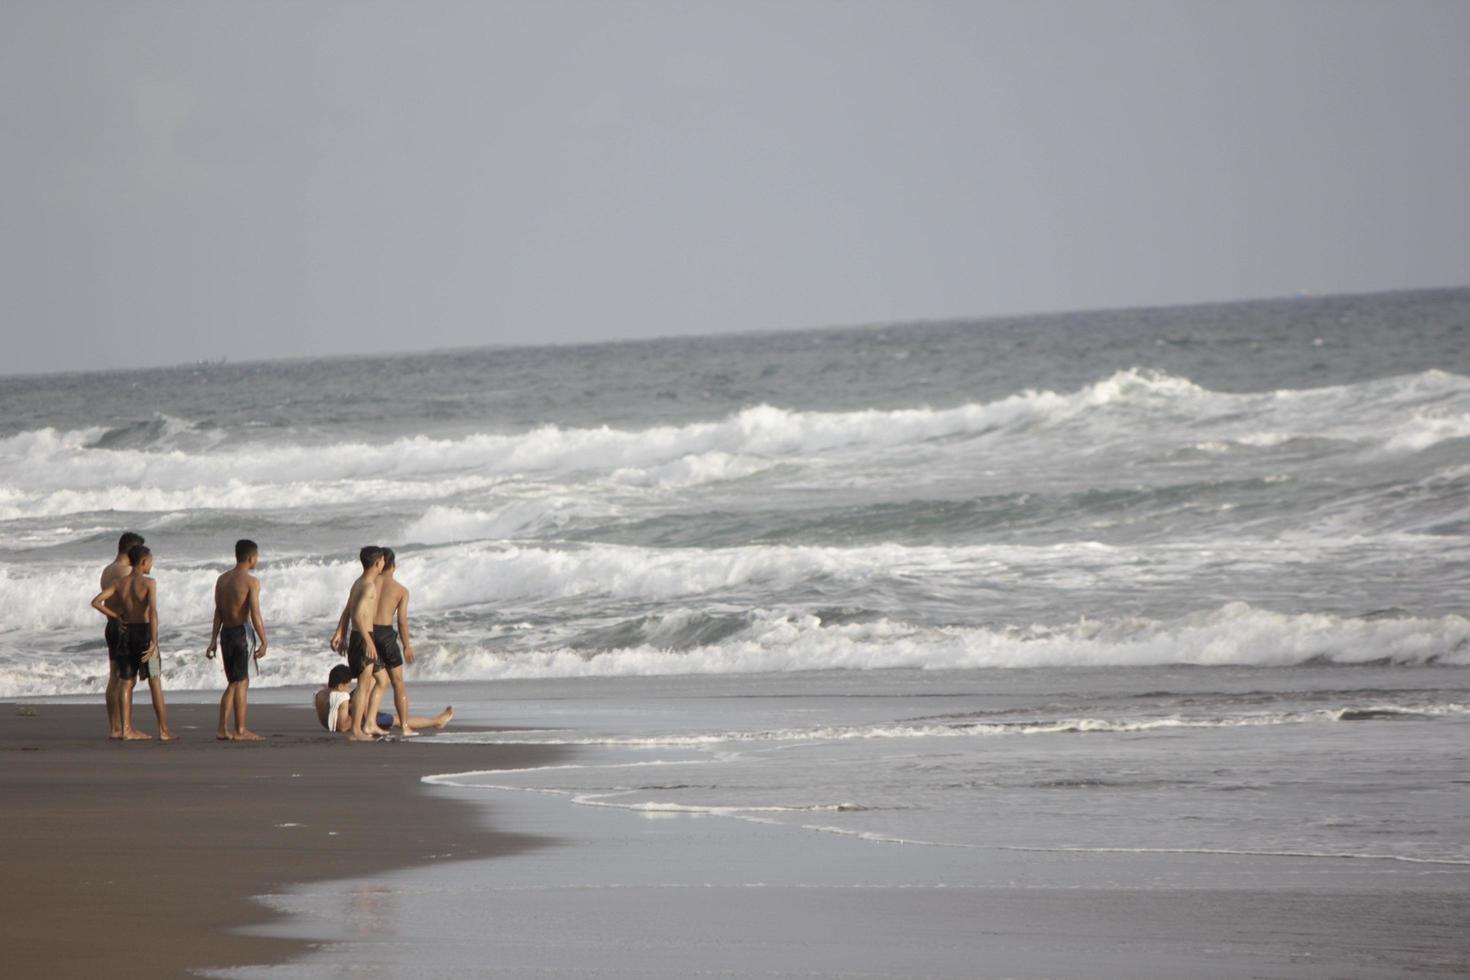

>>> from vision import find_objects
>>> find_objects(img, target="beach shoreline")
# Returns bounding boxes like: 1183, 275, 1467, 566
230, 732, 1470, 980
0, 701, 563, 979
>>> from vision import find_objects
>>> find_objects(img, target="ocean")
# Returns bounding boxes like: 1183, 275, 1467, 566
5, 289, 1470, 975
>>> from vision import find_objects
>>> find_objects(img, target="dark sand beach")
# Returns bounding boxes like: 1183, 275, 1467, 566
0, 701, 560, 979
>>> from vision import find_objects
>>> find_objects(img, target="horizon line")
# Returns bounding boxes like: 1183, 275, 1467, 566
3, 282, 1466, 383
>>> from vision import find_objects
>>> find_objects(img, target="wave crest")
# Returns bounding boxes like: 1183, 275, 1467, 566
4, 601, 1466, 698
5, 368, 1466, 521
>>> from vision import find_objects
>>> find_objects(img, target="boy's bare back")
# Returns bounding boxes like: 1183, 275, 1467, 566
100, 559, 131, 613
215, 567, 259, 627
114, 572, 154, 622
374, 578, 407, 626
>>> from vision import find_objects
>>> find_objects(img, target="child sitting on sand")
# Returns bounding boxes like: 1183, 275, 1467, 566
313, 665, 452, 736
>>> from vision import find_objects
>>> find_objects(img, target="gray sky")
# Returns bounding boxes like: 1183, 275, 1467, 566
3, 1, 1468, 374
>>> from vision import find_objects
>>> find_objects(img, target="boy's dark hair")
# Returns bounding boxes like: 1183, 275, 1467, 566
360, 545, 384, 569
127, 544, 151, 567
235, 539, 258, 563
380, 546, 396, 570
328, 665, 353, 688
118, 531, 144, 554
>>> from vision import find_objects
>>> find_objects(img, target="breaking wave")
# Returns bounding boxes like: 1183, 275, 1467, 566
1, 533, 1452, 632
5, 601, 1467, 698
3, 368, 1467, 520
400, 603, 1470, 682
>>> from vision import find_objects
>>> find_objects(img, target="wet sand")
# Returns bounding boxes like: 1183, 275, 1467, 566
0, 701, 562, 979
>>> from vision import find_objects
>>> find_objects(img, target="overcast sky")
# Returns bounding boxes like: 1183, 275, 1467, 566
2, 1, 1468, 374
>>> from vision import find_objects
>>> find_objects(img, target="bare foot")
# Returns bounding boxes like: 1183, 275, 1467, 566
124, 729, 153, 741
109, 732, 124, 741
348, 730, 376, 742
158, 729, 178, 742
398, 727, 420, 738
233, 729, 263, 741
433, 707, 454, 729
216, 731, 234, 741
364, 724, 388, 736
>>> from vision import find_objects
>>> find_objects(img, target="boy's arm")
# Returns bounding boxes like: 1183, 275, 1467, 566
90, 584, 120, 620
248, 577, 268, 657
330, 595, 352, 653
142, 580, 159, 661
207, 578, 222, 658
397, 589, 413, 664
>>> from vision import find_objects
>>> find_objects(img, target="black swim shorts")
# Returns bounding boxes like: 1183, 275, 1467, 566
372, 625, 404, 670
113, 622, 153, 681
347, 631, 382, 676
219, 624, 252, 684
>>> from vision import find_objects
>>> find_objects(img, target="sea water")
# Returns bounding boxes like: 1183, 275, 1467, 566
5, 290, 1470, 970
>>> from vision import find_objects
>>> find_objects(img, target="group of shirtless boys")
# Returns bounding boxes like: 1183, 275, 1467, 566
91, 534, 451, 742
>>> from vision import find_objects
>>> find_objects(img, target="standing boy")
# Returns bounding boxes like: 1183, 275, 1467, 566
99, 532, 144, 738
206, 539, 269, 741
91, 544, 174, 740
330, 546, 387, 741
372, 547, 420, 735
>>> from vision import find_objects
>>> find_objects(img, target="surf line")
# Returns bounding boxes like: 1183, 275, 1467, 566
423, 767, 1470, 868
781, 825, 1470, 867
994, 844, 1470, 866
421, 758, 722, 786
423, 772, 1470, 867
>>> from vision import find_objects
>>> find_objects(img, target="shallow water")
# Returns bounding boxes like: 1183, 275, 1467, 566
214, 668, 1470, 979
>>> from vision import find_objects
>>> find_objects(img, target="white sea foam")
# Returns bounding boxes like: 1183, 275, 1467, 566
402, 497, 621, 545
0, 475, 505, 521
5, 531, 1445, 632
427, 702, 1470, 747
404, 602, 1470, 684
9, 601, 1468, 699
0, 540, 995, 630
4, 368, 1466, 520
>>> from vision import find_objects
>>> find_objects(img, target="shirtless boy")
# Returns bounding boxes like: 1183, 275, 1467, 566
206, 539, 269, 741
99, 532, 143, 738
91, 544, 174, 740
371, 547, 421, 735
313, 665, 452, 736
330, 546, 387, 741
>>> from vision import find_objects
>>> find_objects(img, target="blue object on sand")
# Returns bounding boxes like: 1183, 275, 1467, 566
376, 712, 394, 729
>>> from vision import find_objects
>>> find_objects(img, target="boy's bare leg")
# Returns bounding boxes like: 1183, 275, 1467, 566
232, 680, 262, 740
348, 668, 375, 740
387, 666, 417, 736
105, 663, 122, 739
364, 672, 390, 735
402, 707, 453, 730
216, 686, 235, 740
120, 679, 151, 740
147, 675, 175, 740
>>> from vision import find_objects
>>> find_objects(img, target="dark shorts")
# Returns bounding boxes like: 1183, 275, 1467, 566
111, 622, 153, 682
372, 625, 404, 670
348, 632, 382, 676
220, 624, 253, 684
